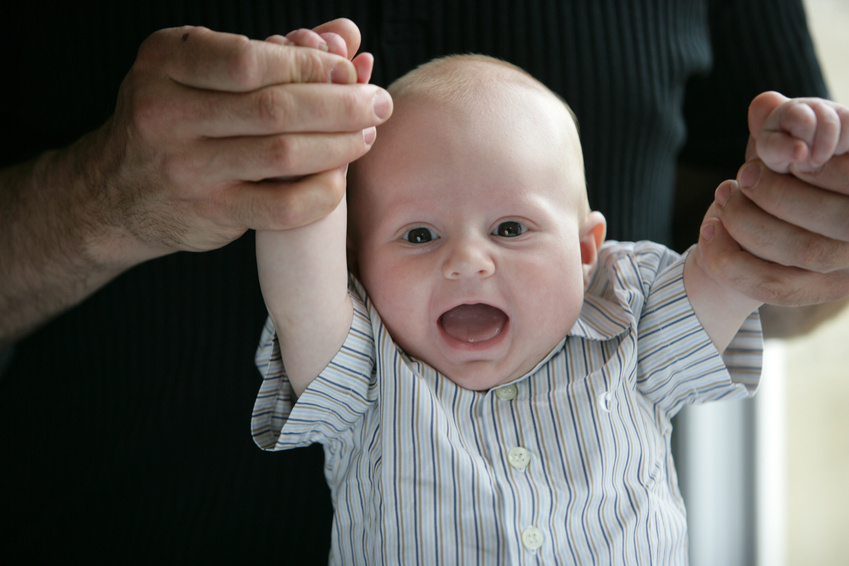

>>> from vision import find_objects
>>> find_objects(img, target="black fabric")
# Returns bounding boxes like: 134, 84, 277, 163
0, 0, 826, 563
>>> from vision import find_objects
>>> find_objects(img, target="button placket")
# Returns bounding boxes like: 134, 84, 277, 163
492, 381, 543, 551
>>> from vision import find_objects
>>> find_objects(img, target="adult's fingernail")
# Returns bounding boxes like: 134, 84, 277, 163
700, 220, 716, 242
373, 89, 392, 120
363, 126, 376, 146
715, 181, 733, 207
738, 161, 761, 189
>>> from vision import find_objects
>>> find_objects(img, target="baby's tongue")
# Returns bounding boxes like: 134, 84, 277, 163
439, 304, 507, 343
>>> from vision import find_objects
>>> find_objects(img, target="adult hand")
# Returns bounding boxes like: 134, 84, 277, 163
0, 18, 392, 347
696, 94, 849, 308
95, 18, 391, 262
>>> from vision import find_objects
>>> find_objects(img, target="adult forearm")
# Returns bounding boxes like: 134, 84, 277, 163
0, 134, 138, 348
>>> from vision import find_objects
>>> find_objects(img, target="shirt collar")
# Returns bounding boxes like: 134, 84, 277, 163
568, 293, 632, 341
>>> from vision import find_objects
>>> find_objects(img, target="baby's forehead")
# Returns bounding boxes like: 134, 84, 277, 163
387, 57, 580, 146
392, 56, 567, 111
348, 55, 587, 209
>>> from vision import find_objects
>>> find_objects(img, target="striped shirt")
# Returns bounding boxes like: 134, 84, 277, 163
253, 241, 763, 565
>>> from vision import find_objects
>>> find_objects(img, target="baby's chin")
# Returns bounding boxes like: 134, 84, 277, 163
431, 358, 535, 392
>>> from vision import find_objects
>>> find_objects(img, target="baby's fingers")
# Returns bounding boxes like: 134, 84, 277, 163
757, 128, 809, 173
834, 103, 849, 155
265, 29, 348, 58
759, 98, 849, 174
757, 99, 818, 173
802, 99, 846, 170
284, 28, 331, 51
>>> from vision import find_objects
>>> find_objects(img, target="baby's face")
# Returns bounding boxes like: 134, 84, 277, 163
349, 81, 595, 390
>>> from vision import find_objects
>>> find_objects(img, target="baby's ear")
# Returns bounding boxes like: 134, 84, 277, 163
579, 211, 607, 288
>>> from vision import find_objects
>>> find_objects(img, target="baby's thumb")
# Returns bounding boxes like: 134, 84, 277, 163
748, 91, 789, 140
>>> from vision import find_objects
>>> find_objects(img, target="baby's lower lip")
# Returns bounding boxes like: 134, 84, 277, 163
438, 304, 509, 345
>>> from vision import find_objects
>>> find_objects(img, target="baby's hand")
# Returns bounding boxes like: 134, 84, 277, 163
266, 24, 374, 84
749, 91, 849, 174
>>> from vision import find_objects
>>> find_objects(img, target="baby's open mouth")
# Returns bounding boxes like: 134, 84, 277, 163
438, 304, 508, 343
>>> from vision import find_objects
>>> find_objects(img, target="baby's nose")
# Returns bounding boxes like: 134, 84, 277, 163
442, 239, 495, 279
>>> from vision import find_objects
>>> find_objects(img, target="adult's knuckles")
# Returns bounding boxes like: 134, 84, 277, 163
234, 44, 340, 89
751, 268, 849, 306
267, 192, 309, 228
255, 87, 295, 129
120, 57, 189, 141
796, 153, 849, 194
338, 86, 373, 124
734, 262, 818, 305
128, 88, 179, 141
304, 85, 372, 127
252, 83, 367, 132
265, 131, 365, 177
710, 244, 808, 306
833, 209, 849, 242
753, 279, 807, 306
700, 236, 734, 276
266, 187, 318, 229
270, 174, 345, 229
790, 232, 846, 273
160, 149, 205, 188
265, 135, 302, 172
830, 270, 849, 302
289, 47, 333, 83
223, 36, 267, 90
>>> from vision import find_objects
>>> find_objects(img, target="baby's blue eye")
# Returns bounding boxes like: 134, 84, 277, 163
493, 221, 527, 238
404, 227, 439, 244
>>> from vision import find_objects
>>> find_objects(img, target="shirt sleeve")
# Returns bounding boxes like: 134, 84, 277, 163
251, 287, 377, 451
633, 243, 763, 419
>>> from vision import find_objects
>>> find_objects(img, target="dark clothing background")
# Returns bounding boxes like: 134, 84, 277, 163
0, 1, 826, 563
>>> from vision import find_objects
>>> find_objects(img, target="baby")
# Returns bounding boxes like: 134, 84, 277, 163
252, 55, 849, 564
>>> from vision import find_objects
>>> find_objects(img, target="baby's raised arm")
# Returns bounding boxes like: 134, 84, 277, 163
256, 36, 382, 397
256, 191, 354, 397
749, 91, 849, 174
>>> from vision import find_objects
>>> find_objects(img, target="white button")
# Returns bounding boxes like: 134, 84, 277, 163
598, 391, 615, 412
522, 526, 544, 550
495, 384, 518, 401
508, 447, 531, 471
